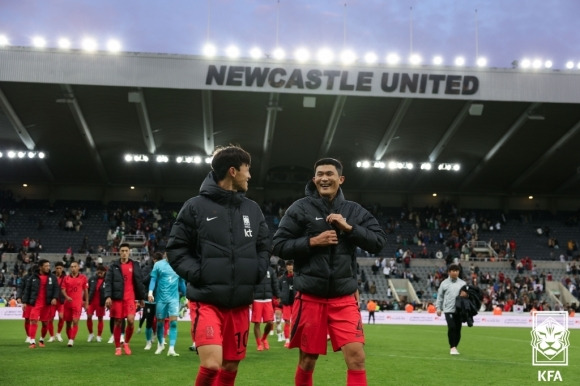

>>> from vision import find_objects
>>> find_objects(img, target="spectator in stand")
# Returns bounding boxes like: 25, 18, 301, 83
366, 299, 377, 324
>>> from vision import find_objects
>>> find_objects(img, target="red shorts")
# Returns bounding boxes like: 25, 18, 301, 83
290, 292, 364, 354
48, 301, 64, 319
109, 299, 136, 319
63, 303, 83, 321
189, 302, 250, 361
251, 300, 274, 323
282, 304, 292, 321
29, 304, 52, 322
23, 304, 32, 319
87, 301, 105, 318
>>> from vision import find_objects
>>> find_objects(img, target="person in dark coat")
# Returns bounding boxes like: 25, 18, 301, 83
166, 145, 270, 386
273, 158, 387, 386
455, 284, 483, 327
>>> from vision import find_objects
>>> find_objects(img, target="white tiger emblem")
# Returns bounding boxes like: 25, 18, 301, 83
530, 317, 570, 360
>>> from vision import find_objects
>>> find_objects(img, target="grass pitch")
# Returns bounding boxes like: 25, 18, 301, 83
1, 320, 578, 385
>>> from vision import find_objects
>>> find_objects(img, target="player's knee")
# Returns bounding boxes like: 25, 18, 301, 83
170, 320, 177, 329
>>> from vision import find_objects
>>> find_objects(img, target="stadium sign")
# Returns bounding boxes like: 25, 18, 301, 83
205, 65, 479, 96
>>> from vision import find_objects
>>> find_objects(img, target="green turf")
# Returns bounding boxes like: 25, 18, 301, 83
1, 320, 578, 385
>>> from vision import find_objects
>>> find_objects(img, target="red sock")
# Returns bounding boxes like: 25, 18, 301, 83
47, 322, 54, 337
114, 325, 122, 348
195, 366, 218, 386
216, 369, 237, 386
97, 320, 104, 336
347, 370, 367, 386
24, 319, 30, 336
87, 319, 94, 334
72, 325, 79, 339
29, 323, 38, 341
295, 367, 313, 386
261, 332, 269, 341
284, 324, 290, 339
164, 319, 169, 339
125, 325, 134, 343
58, 318, 65, 333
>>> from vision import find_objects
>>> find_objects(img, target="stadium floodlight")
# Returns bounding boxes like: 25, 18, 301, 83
452, 164, 460, 171
203, 43, 217, 57
81, 38, 98, 52
577, 62, 580, 70
193, 156, 202, 164
32, 36, 47, 48
225, 45, 240, 59
7, 151, 16, 158
386, 53, 400, 65
565, 61, 574, 69
476, 57, 488, 67
176, 156, 183, 163
432, 193, 437, 197
17, 151, 26, 159
155, 155, 169, 163
0, 151, 3, 158
249, 47, 262, 59
454, 56, 465, 66
58, 38, 71, 49
38, 152, 45, 159
340, 49, 356, 65
205, 157, 212, 164
0, 35, 9, 46
432, 56, 443, 65
27, 152, 35, 159
409, 54, 422, 65
124, 154, 134, 162
420, 163, 432, 170
363, 52, 377, 64
272, 47, 285, 60
544, 60, 553, 69
294, 47, 310, 63
532, 59, 542, 69
373, 161, 385, 169
528, 195, 534, 200
520, 58, 531, 69
317, 48, 334, 64
107, 39, 122, 53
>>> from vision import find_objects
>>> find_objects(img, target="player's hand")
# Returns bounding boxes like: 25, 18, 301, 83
326, 214, 352, 232
460, 290, 468, 298
139, 300, 145, 308
105, 297, 112, 309
309, 230, 339, 247
436, 310, 442, 317
148, 294, 154, 303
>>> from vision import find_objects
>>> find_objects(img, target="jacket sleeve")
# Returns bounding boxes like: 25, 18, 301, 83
166, 201, 201, 284
345, 206, 387, 254
272, 202, 311, 262
103, 267, 113, 298
270, 268, 280, 298
255, 214, 271, 284
133, 262, 146, 301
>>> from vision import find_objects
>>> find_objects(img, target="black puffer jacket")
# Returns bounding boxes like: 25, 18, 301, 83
103, 259, 145, 301
166, 172, 270, 308
279, 273, 295, 306
88, 274, 106, 306
25, 272, 60, 306
254, 267, 280, 300
273, 181, 387, 298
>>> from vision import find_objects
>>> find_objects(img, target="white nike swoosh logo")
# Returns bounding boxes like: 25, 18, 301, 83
315, 217, 324, 220
206, 217, 218, 221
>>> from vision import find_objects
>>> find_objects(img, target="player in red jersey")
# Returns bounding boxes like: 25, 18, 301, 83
61, 261, 89, 347
104, 243, 146, 356
48, 261, 67, 342
86, 265, 107, 343
25, 259, 59, 348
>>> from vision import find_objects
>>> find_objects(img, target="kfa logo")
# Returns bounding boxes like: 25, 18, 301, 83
537, 371, 562, 382
530, 311, 569, 366
242, 215, 252, 238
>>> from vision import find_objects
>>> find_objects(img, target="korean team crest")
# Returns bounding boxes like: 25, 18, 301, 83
530, 311, 569, 366
243, 215, 252, 238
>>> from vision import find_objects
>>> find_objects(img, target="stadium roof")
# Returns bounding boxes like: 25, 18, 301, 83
1, 47, 580, 200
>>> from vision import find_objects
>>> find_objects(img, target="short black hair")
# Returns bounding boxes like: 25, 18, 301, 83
314, 158, 343, 176
153, 252, 163, 262
211, 145, 251, 181
119, 243, 130, 250
285, 260, 294, 266
448, 264, 461, 272
54, 261, 64, 268
38, 259, 50, 267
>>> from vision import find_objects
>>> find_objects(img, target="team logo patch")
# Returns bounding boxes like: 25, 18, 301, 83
206, 326, 214, 339
243, 215, 253, 237
531, 311, 569, 366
